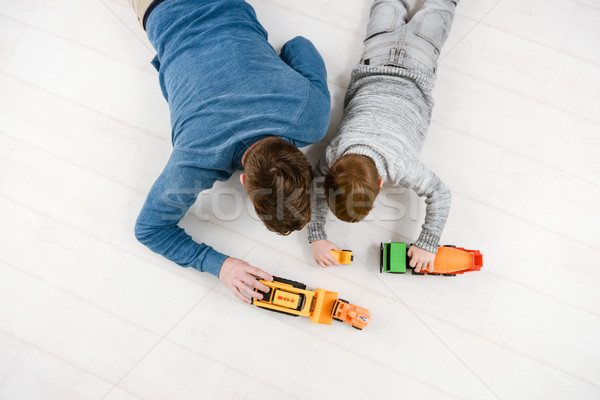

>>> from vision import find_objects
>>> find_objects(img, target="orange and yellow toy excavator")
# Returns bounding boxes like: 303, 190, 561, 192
252, 276, 370, 330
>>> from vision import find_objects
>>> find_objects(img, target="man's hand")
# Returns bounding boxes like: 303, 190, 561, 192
311, 239, 340, 268
219, 257, 273, 304
407, 245, 436, 273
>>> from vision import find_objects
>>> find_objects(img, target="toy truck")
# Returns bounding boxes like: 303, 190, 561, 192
331, 299, 370, 330
331, 249, 354, 265
380, 242, 483, 276
252, 276, 370, 330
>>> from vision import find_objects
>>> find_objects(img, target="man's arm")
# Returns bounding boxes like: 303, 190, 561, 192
135, 149, 273, 300
279, 36, 328, 95
134, 149, 229, 276
278, 36, 331, 148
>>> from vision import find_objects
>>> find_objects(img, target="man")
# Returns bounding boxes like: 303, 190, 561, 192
131, 0, 331, 303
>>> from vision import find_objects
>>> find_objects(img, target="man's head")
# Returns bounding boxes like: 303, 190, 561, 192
324, 154, 383, 222
241, 137, 313, 235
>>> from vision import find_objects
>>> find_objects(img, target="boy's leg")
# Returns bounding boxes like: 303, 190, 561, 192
403, 0, 458, 72
360, 0, 458, 73
360, 0, 410, 66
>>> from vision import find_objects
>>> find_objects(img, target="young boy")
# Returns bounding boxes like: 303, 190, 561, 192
307, 0, 456, 272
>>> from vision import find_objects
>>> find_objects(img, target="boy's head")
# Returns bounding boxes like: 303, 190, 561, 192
241, 137, 313, 235
324, 154, 382, 222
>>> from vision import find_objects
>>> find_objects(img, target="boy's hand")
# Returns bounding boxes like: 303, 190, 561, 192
219, 257, 273, 304
311, 239, 340, 268
408, 245, 436, 273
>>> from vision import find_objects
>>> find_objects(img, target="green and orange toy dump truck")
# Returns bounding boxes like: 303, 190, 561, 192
252, 276, 370, 330
380, 242, 483, 276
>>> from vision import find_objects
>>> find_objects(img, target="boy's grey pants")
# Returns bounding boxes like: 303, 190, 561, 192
361, 0, 458, 73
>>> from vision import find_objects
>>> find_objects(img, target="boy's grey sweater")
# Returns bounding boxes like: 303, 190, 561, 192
307, 64, 451, 253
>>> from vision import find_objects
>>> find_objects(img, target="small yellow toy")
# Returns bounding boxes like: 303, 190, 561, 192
331, 249, 353, 265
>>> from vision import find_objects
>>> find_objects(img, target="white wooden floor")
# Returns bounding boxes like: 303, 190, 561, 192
1, 0, 600, 399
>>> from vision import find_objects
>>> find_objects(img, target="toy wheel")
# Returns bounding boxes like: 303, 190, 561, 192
338, 299, 350, 304
379, 243, 384, 273
443, 245, 456, 248
260, 308, 300, 317
411, 269, 425, 275
273, 276, 306, 290
352, 326, 363, 330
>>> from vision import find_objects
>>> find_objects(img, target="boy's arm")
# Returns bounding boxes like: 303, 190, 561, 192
279, 36, 328, 95
307, 157, 330, 243
134, 149, 228, 276
393, 160, 452, 254
307, 157, 341, 267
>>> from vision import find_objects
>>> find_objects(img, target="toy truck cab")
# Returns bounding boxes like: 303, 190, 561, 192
252, 276, 313, 317
331, 299, 371, 330
263, 286, 306, 313
380, 242, 408, 273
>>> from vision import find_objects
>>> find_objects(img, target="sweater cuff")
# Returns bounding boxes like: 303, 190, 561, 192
199, 248, 229, 278
351, 64, 436, 93
414, 230, 440, 254
307, 221, 327, 243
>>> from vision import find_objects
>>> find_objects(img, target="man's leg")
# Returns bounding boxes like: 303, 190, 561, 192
129, 0, 155, 29
360, 0, 411, 66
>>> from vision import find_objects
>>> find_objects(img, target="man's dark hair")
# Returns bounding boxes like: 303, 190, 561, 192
244, 138, 313, 235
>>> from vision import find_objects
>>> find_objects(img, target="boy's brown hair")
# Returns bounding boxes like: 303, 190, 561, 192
324, 154, 380, 222
244, 137, 313, 235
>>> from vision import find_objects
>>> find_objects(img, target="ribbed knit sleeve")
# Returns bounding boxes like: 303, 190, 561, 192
392, 160, 451, 253
307, 157, 330, 242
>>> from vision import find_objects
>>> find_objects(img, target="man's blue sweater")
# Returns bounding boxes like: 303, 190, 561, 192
134, 0, 331, 277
